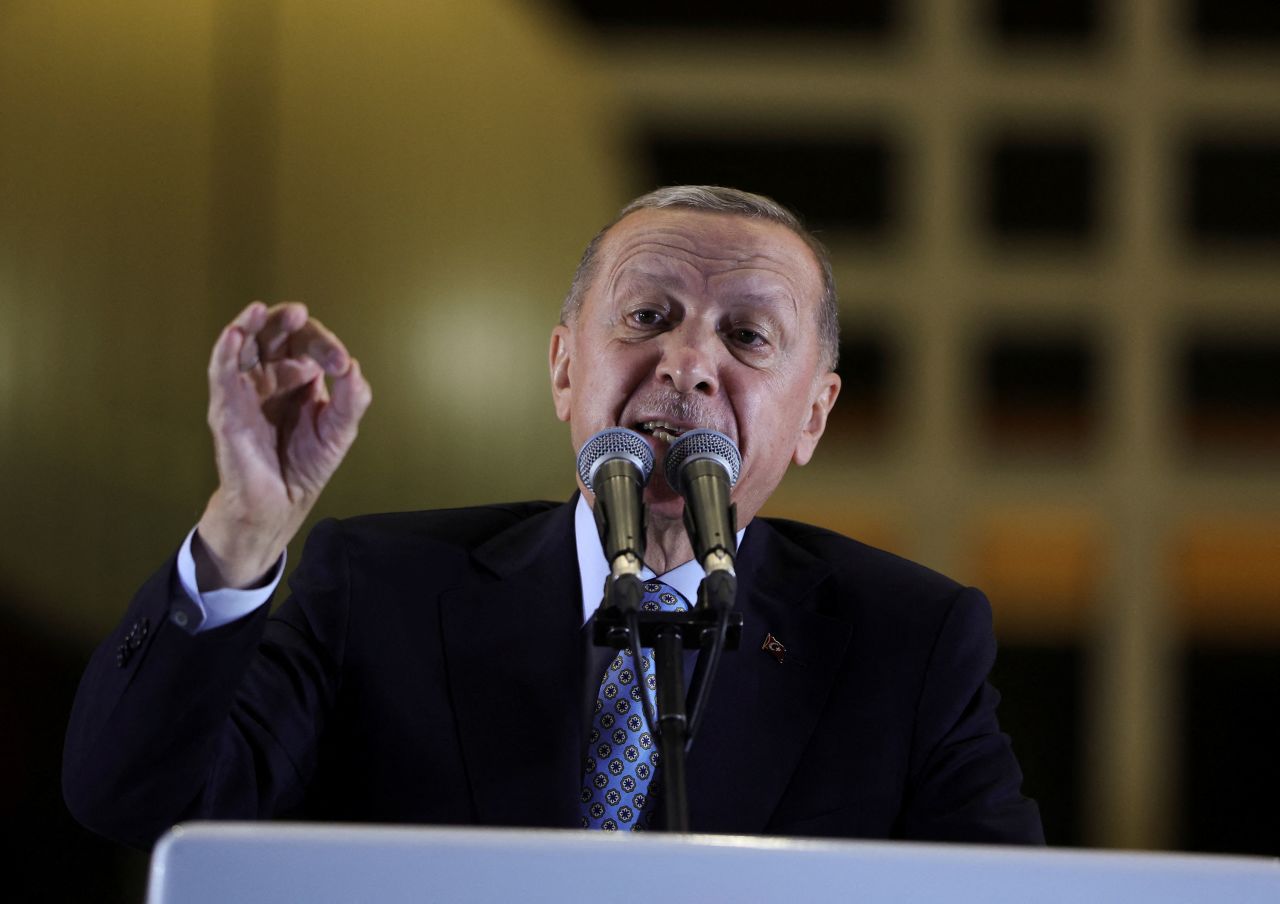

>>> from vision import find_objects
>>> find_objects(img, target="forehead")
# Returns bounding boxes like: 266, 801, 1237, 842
592, 208, 823, 304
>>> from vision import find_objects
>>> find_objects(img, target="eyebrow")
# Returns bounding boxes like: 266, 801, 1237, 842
615, 269, 793, 308
613, 269, 684, 294
725, 288, 791, 307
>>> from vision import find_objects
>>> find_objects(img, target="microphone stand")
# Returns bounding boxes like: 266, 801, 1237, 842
592, 573, 741, 832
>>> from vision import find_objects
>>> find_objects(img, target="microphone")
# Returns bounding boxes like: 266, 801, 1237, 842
663, 429, 741, 591
576, 427, 654, 586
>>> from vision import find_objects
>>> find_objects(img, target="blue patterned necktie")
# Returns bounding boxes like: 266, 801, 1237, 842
580, 580, 688, 831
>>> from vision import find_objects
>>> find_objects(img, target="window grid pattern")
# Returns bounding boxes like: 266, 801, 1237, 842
593, 0, 1280, 851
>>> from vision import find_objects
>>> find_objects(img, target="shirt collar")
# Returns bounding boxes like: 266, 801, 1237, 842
574, 493, 744, 625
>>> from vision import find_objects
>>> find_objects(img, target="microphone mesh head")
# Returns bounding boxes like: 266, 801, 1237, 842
576, 428, 655, 492
663, 429, 741, 489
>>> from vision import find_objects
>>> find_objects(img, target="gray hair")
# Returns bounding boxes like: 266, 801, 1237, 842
560, 185, 840, 371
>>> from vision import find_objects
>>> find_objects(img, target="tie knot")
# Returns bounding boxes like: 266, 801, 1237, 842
640, 580, 688, 613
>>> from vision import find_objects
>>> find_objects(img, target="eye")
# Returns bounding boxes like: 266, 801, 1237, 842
630, 308, 666, 328
728, 326, 766, 348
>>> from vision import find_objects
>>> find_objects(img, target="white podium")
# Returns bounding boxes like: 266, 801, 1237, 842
147, 822, 1278, 904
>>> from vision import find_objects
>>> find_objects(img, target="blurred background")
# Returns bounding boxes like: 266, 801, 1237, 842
2, 0, 1277, 898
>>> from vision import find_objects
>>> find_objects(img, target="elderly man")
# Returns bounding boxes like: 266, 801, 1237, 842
64, 186, 1043, 847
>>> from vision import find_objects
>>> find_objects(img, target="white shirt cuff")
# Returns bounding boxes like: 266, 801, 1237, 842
173, 526, 285, 633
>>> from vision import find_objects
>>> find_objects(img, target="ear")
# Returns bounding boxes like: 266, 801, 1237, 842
549, 324, 572, 422
792, 371, 841, 466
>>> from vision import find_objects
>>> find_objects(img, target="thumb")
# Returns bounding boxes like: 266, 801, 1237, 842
318, 358, 372, 447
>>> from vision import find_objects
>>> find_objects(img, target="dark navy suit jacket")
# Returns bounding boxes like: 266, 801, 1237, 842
64, 499, 1043, 848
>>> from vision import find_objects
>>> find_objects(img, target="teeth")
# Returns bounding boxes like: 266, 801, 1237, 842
637, 421, 686, 443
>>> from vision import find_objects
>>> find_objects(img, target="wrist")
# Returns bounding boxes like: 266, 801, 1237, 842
195, 494, 291, 589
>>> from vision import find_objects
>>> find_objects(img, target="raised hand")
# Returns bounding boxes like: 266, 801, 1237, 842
194, 301, 373, 589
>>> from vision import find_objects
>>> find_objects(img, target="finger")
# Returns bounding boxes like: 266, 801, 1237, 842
208, 325, 265, 435
210, 320, 255, 395
330, 358, 371, 419
310, 367, 331, 405
238, 336, 260, 372
283, 316, 351, 375
268, 357, 324, 397
248, 302, 310, 366
262, 366, 326, 427
233, 300, 269, 332
211, 302, 266, 377
233, 302, 270, 371
319, 358, 372, 444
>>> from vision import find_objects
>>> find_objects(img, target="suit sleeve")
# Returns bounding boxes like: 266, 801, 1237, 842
62, 519, 352, 849
897, 586, 1045, 844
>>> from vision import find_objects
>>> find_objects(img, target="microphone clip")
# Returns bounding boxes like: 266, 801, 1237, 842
602, 571, 644, 614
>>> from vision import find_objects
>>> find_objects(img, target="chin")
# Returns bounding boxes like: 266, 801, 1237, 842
643, 484, 685, 522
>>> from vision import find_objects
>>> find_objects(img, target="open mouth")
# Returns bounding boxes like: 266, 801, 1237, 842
634, 420, 688, 444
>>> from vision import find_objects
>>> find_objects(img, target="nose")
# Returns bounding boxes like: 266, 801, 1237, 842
655, 321, 719, 396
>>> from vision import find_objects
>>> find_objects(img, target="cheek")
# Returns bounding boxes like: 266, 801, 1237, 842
721, 380, 770, 465
573, 347, 645, 418
735, 376, 811, 463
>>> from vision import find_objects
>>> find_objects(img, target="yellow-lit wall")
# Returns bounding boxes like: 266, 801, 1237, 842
0, 0, 630, 643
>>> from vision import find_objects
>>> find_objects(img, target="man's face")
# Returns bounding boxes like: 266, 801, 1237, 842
550, 207, 841, 529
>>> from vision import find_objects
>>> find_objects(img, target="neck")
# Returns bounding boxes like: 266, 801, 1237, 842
580, 486, 752, 577
643, 512, 695, 576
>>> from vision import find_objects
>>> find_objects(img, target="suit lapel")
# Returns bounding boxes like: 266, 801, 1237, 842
685, 519, 853, 833
438, 502, 586, 828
